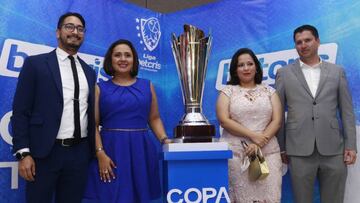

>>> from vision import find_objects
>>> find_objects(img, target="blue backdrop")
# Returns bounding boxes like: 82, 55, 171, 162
1, 0, 360, 202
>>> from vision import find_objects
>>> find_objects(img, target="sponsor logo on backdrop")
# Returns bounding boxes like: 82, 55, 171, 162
0, 111, 12, 146
167, 187, 230, 203
136, 17, 162, 72
136, 17, 161, 51
215, 43, 338, 90
0, 38, 108, 81
0, 162, 18, 189
0, 111, 19, 189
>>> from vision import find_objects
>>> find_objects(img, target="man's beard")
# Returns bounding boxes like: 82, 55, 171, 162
60, 35, 82, 52
67, 43, 81, 51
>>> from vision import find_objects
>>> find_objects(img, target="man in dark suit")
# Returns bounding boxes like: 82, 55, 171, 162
276, 25, 356, 203
11, 12, 96, 203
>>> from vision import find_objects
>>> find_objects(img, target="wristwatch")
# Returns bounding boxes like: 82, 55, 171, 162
15, 152, 31, 160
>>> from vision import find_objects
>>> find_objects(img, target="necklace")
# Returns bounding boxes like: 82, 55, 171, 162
242, 85, 259, 102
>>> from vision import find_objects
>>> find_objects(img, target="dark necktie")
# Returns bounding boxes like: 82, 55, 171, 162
68, 55, 81, 140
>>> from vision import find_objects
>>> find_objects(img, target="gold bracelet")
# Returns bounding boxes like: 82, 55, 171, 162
95, 147, 104, 153
160, 137, 168, 144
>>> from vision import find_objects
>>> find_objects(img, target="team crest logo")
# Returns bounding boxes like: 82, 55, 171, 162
136, 17, 161, 51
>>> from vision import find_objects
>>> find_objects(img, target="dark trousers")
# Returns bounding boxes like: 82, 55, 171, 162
26, 139, 91, 203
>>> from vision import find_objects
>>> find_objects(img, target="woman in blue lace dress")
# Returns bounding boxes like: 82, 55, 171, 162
84, 39, 170, 203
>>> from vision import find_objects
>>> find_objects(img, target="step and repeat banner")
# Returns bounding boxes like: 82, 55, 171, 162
1, 0, 360, 202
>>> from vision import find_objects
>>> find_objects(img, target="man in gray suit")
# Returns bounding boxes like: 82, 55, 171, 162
276, 24, 357, 203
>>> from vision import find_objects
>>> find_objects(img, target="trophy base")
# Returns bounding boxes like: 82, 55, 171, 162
174, 124, 215, 143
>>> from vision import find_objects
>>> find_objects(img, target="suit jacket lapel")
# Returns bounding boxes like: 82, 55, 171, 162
46, 49, 63, 96
292, 60, 313, 98
315, 62, 329, 99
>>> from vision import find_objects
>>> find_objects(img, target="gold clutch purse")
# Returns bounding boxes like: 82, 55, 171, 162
241, 141, 270, 181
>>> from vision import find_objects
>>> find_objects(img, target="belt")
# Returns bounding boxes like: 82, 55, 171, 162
101, 128, 148, 132
55, 137, 87, 147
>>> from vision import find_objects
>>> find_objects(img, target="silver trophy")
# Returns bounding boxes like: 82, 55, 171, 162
171, 24, 215, 142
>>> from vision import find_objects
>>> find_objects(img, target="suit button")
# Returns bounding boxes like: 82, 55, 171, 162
313, 101, 316, 105
312, 117, 314, 120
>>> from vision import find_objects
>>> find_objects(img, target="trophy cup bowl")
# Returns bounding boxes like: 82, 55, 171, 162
171, 24, 215, 143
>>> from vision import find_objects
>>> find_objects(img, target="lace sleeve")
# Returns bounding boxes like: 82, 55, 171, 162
220, 85, 233, 97
263, 84, 276, 97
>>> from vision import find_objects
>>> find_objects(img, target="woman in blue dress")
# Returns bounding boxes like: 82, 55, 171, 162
84, 39, 170, 203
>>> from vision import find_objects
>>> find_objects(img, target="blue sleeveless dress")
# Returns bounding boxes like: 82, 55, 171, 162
84, 78, 161, 203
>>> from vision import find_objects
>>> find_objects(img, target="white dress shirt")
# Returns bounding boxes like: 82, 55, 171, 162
56, 48, 89, 139
16, 48, 90, 154
300, 60, 321, 97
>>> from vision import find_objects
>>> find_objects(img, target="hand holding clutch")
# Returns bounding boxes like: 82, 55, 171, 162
241, 140, 270, 181
249, 133, 268, 148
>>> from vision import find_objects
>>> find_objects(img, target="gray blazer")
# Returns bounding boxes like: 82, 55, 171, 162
275, 59, 356, 156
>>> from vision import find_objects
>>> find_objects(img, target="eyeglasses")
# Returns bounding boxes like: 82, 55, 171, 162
62, 23, 86, 34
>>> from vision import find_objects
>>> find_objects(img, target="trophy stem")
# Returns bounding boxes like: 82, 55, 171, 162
185, 105, 201, 113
